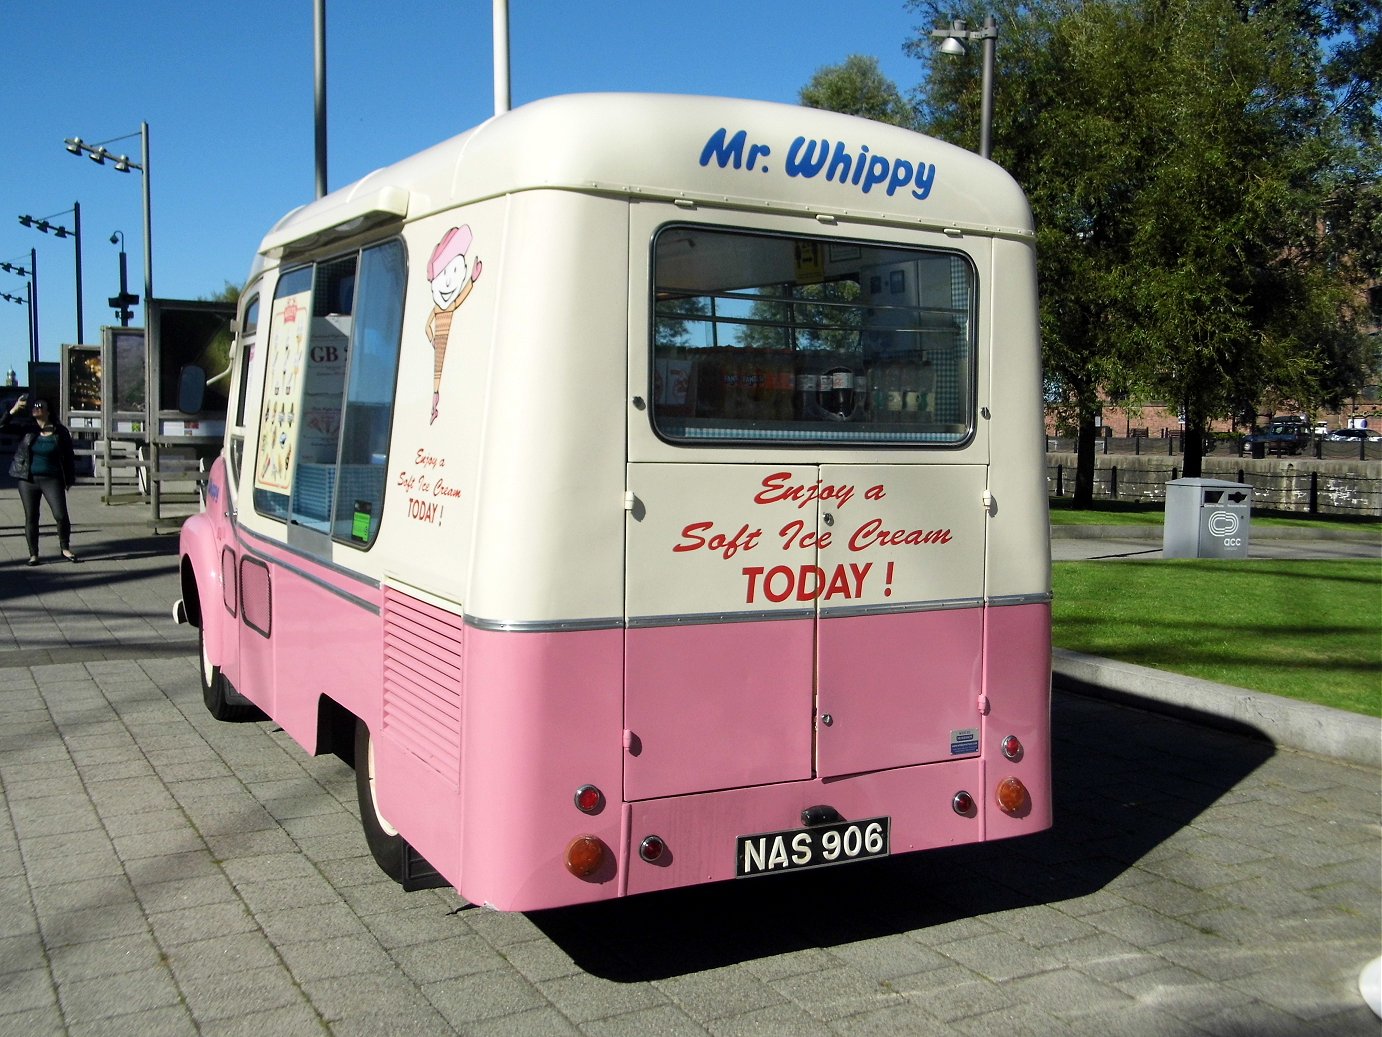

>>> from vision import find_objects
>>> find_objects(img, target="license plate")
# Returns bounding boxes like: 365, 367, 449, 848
736, 816, 890, 878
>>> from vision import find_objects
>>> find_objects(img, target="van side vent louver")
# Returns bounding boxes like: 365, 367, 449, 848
382, 587, 464, 789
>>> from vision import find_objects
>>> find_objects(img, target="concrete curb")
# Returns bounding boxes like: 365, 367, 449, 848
1053, 647, 1381, 769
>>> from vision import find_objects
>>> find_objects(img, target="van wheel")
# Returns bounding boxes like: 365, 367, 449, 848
199, 625, 258, 722
354, 719, 406, 883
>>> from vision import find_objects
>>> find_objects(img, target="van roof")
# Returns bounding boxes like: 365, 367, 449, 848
259, 93, 1034, 258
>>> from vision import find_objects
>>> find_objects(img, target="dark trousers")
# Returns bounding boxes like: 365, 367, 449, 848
17, 476, 71, 556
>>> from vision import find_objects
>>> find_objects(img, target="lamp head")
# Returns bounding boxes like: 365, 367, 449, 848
89, 147, 108, 165
110, 231, 121, 246
64, 137, 83, 155
940, 37, 968, 56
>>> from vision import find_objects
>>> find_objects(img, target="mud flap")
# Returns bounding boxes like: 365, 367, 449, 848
401, 843, 449, 891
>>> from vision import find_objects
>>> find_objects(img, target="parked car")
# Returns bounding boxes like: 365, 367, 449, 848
1326, 427, 1381, 443
1240, 418, 1310, 455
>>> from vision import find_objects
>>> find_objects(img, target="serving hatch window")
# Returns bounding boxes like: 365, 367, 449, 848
251, 240, 404, 548
651, 226, 975, 444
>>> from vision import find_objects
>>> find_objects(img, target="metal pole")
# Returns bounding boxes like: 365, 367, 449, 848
72, 201, 85, 344
29, 248, 39, 363
140, 122, 152, 306
979, 15, 996, 160
315, 0, 328, 198
493, 0, 510, 115
24, 283, 35, 363
137, 121, 158, 520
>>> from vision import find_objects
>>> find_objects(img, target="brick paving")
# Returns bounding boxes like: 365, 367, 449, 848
0, 485, 1378, 1035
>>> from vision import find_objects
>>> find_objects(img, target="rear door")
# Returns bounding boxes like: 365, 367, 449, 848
814, 463, 986, 777
624, 463, 817, 801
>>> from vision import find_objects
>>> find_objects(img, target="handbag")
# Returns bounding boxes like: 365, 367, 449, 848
8, 434, 31, 479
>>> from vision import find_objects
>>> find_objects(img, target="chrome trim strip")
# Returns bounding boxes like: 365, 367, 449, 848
985, 592, 1053, 608
235, 524, 382, 615
819, 596, 982, 620
465, 615, 624, 634
627, 608, 815, 629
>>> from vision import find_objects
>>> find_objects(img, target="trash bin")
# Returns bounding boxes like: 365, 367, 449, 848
1163, 478, 1251, 559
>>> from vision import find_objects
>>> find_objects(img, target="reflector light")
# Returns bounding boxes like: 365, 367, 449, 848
952, 790, 975, 815
639, 835, 666, 863
573, 784, 603, 814
564, 836, 605, 878
1001, 735, 1023, 761
996, 776, 1028, 814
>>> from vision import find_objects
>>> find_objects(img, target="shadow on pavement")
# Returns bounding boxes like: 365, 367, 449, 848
530, 693, 1274, 981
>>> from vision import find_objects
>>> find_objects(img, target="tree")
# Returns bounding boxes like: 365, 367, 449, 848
905, 0, 1380, 492
200, 280, 242, 304
800, 55, 919, 128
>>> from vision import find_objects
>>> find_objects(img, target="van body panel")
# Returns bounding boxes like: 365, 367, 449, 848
458, 625, 626, 909
464, 193, 629, 626
262, 94, 1034, 254
623, 756, 986, 899
817, 607, 984, 777
979, 601, 1053, 838
624, 618, 815, 801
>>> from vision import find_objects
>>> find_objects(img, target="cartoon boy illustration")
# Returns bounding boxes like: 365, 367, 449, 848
425, 226, 482, 423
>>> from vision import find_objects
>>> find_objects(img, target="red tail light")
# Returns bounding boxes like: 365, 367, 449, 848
573, 785, 603, 814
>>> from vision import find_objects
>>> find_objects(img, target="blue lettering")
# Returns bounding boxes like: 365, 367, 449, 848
704, 128, 940, 205
861, 154, 891, 194
887, 159, 914, 196
912, 163, 937, 200
826, 140, 852, 182
700, 127, 748, 169
851, 144, 871, 185
785, 137, 828, 178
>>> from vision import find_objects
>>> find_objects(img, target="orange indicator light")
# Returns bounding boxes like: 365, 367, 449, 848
564, 836, 605, 878
996, 776, 1028, 814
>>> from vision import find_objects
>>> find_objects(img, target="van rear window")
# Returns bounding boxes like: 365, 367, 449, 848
651, 226, 975, 445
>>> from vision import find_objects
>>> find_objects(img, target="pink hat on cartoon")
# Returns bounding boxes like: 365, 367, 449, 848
428, 226, 474, 280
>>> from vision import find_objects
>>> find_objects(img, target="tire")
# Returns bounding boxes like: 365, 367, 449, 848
199, 625, 262, 722
354, 718, 406, 883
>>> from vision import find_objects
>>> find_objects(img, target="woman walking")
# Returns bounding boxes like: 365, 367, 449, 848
4, 396, 78, 566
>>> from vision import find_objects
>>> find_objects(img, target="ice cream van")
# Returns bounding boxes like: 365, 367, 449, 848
174, 93, 1051, 912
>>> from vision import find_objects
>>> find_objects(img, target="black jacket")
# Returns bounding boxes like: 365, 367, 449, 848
2, 410, 76, 488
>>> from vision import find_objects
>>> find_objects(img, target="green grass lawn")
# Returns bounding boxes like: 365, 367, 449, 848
1052, 559, 1382, 717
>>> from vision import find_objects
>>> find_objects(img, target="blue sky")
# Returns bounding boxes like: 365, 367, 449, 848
0, 1, 933, 383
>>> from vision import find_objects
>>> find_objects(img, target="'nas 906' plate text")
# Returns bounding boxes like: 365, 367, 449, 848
737, 817, 889, 877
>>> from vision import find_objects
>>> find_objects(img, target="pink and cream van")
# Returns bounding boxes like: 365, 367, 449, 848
175, 93, 1051, 911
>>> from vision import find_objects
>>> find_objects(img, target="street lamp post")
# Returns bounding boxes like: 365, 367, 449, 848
0, 289, 32, 362
930, 14, 998, 160
18, 202, 84, 345
64, 124, 151, 316
65, 124, 153, 512
1, 250, 38, 362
